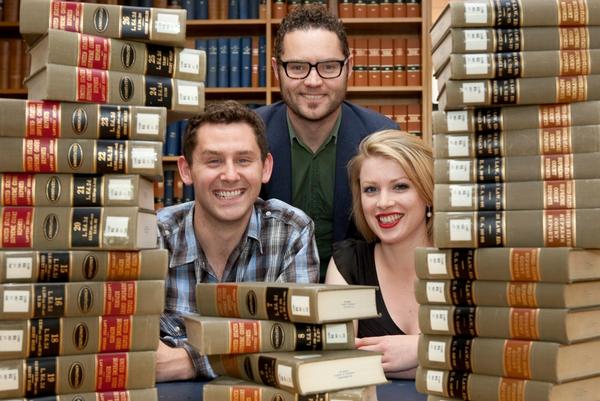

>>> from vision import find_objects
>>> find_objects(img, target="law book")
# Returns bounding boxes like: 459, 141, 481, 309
418, 334, 600, 383
2, 0, 18, 21
184, 314, 354, 355
0, 350, 155, 398
431, 0, 599, 52
433, 27, 600, 75
229, 37, 241, 88
0, 280, 164, 320
405, 36, 421, 86
163, 170, 175, 206
28, 30, 206, 82
416, 367, 600, 401
380, 38, 394, 86
206, 38, 218, 87
0, 138, 162, 180
0, 206, 158, 250
392, 0, 406, 18
354, 0, 367, 18
0, 315, 159, 360
20, 0, 187, 47
0, 174, 156, 210
258, 36, 266, 86
407, 103, 421, 135
366, 0, 379, 18
241, 36, 252, 87
338, 0, 353, 18
251, 36, 259, 87
434, 179, 600, 212
8, 38, 23, 89
208, 350, 387, 395
0, 99, 166, 142
353, 37, 369, 86
272, 0, 286, 19
164, 121, 180, 156
438, 75, 600, 111
393, 37, 406, 86
434, 209, 600, 249
196, 0, 209, 18
217, 37, 230, 87
0, 249, 167, 283
195, 282, 379, 324
415, 279, 600, 309
7, 388, 158, 401
434, 153, 600, 185
25, 64, 205, 116
405, 0, 419, 17
204, 377, 377, 401
380, 0, 392, 18
367, 38, 381, 86
0, 39, 10, 89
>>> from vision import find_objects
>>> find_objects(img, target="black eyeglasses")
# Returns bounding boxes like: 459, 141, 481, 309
279, 59, 348, 79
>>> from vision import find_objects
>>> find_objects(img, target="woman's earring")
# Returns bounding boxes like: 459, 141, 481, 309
426, 206, 432, 218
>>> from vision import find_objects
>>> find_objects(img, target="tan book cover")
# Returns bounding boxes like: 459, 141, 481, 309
0, 206, 158, 250
196, 282, 378, 324
0, 137, 163, 180
418, 304, 600, 343
7, 388, 157, 401
434, 153, 600, 184
415, 247, 600, 283
25, 64, 205, 117
434, 180, 600, 212
184, 314, 354, 355
204, 377, 377, 401
415, 278, 600, 309
416, 367, 600, 401
0, 99, 167, 142
29, 29, 206, 82
209, 350, 387, 395
20, 0, 187, 46
0, 350, 155, 398
0, 249, 167, 283
0, 315, 159, 360
0, 174, 155, 209
433, 209, 600, 248
418, 334, 600, 382
0, 280, 164, 320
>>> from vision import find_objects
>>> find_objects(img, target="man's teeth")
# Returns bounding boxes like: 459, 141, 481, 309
378, 214, 401, 224
305, 95, 323, 100
215, 190, 243, 199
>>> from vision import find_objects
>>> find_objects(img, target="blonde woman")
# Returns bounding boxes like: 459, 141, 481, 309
325, 130, 433, 379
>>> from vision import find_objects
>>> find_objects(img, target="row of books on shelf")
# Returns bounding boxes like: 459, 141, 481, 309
363, 102, 421, 136
337, 0, 421, 19
154, 169, 195, 209
164, 0, 266, 21
0, 38, 29, 90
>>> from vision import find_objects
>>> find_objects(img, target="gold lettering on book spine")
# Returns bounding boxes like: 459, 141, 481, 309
559, 50, 590, 75
503, 340, 532, 379
541, 154, 573, 180
509, 308, 540, 339
539, 127, 572, 154
506, 283, 538, 307
498, 377, 526, 401
509, 248, 541, 281
558, 27, 589, 49
558, 0, 588, 26
544, 180, 575, 209
539, 104, 571, 128
544, 209, 575, 247
557, 76, 587, 102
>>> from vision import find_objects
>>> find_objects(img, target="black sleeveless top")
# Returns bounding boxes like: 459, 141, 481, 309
332, 239, 404, 338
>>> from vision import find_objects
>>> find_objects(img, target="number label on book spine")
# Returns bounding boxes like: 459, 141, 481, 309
450, 185, 474, 207
131, 147, 157, 169
108, 178, 134, 201
446, 111, 469, 132
430, 309, 449, 331
6, 257, 33, 279
0, 368, 19, 392
96, 353, 128, 391
155, 13, 181, 35
426, 369, 444, 392
3, 290, 30, 313
427, 253, 447, 275
178, 85, 200, 106
0, 330, 24, 352
464, 30, 488, 51
447, 135, 470, 157
291, 295, 310, 317
325, 324, 348, 344
465, 54, 490, 75
464, 3, 488, 23
448, 160, 471, 182
462, 82, 486, 104
179, 50, 201, 74
449, 218, 472, 242
136, 113, 160, 136
426, 282, 447, 303
427, 340, 446, 363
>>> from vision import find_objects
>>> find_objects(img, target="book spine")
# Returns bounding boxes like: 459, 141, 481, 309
258, 36, 266, 87
229, 37, 241, 88
218, 37, 230, 87
394, 104, 408, 131
238, 0, 248, 18
405, 0, 419, 17
392, 0, 406, 17
251, 36, 260, 87
0, 249, 168, 283
380, 38, 394, 86
248, 0, 258, 18
0, 280, 165, 320
0, 351, 156, 398
3, 0, 18, 21
163, 170, 175, 206
182, 0, 196, 21
367, 38, 381, 86
407, 103, 421, 136
353, 37, 369, 86
433, 209, 600, 248
1, 315, 159, 360
207, 38, 219, 87
203, 381, 368, 401
366, 0, 379, 18
183, 183, 195, 202
240, 37, 252, 87
0, 100, 166, 141
272, 0, 287, 19
0, 138, 163, 179
393, 37, 407, 86
405, 36, 421, 86
354, 0, 367, 18
380, 0, 392, 17
338, 0, 353, 18
154, 180, 165, 210
165, 122, 181, 156
0, 39, 9, 89
8, 39, 23, 89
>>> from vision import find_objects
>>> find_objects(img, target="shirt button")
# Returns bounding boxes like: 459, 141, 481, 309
265, 211, 272, 217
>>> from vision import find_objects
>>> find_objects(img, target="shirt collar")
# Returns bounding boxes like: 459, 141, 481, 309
287, 111, 341, 151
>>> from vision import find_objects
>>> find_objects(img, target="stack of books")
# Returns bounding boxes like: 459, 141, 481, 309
184, 282, 388, 400
417, 1, 600, 400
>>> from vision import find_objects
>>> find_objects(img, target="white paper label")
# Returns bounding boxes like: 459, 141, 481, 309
446, 111, 469, 132
155, 13, 181, 34
464, 3, 488, 23
464, 29, 488, 51
0, 368, 19, 392
461, 82, 486, 104
430, 309, 449, 331
136, 113, 160, 136
179, 50, 201, 74
277, 365, 293, 387
3, 291, 29, 313
5, 257, 33, 280
427, 253, 447, 275
131, 147, 157, 169
450, 219, 473, 242
428, 341, 446, 363
450, 185, 474, 207
104, 216, 129, 238
465, 54, 490, 75
324, 324, 348, 344
108, 178, 134, 201
447, 135, 470, 157
0, 330, 23, 352
178, 84, 200, 106
448, 160, 471, 182
426, 282, 447, 303
426, 370, 444, 392
290, 295, 310, 316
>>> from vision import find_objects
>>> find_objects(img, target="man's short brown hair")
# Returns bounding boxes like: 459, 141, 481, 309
182, 101, 269, 164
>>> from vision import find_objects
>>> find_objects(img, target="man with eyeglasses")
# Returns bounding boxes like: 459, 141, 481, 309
257, 5, 398, 280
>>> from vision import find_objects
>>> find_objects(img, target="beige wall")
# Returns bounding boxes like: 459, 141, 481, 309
432, 0, 448, 24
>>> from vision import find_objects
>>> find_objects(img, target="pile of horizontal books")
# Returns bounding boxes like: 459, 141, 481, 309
185, 282, 388, 400
0, 0, 206, 400
418, 1, 600, 400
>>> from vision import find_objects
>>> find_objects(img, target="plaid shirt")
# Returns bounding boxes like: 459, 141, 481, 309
157, 198, 320, 378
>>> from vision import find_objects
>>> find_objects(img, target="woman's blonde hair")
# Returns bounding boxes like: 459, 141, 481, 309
348, 130, 433, 242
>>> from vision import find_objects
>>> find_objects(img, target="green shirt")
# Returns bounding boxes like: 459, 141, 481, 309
288, 114, 341, 280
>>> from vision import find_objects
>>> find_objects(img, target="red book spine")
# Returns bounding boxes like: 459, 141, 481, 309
380, 38, 394, 86
406, 36, 421, 86
394, 104, 408, 132
393, 37, 407, 86
353, 37, 369, 86
347, 37, 355, 87
393, 0, 406, 17
367, 38, 381, 86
